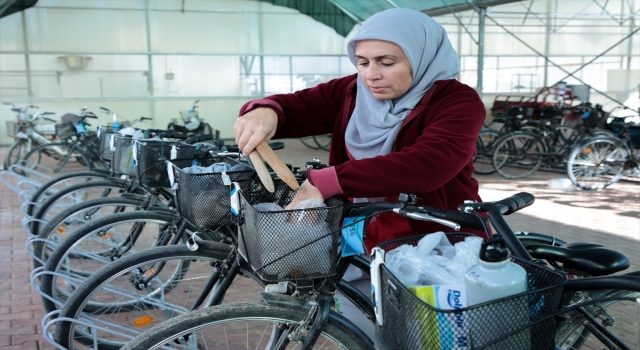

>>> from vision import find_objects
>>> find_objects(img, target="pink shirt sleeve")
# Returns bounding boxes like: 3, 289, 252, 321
308, 167, 343, 199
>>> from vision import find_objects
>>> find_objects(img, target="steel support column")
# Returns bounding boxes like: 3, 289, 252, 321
477, 7, 486, 98
20, 9, 33, 98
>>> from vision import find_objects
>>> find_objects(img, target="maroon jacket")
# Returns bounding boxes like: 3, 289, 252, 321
240, 74, 487, 248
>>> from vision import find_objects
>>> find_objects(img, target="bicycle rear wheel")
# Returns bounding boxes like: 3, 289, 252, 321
54, 243, 262, 350
566, 136, 628, 190
120, 303, 370, 350
556, 288, 640, 350
492, 132, 545, 179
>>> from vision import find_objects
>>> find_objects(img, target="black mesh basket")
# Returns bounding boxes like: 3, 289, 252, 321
110, 135, 137, 176
97, 126, 117, 161
237, 179, 343, 282
375, 234, 567, 350
170, 156, 255, 229
55, 122, 77, 140
136, 140, 197, 188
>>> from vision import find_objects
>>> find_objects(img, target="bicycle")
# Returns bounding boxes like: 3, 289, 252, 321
490, 117, 605, 179
566, 116, 640, 190
300, 134, 331, 151
3, 103, 58, 169
117, 190, 639, 350
16, 108, 106, 177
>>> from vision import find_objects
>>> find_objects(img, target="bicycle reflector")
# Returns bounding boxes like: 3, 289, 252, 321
132, 315, 155, 327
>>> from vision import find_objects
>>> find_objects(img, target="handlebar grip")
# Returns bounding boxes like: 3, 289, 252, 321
495, 192, 535, 215
185, 134, 213, 144
43, 117, 57, 123
31, 105, 39, 108
350, 202, 403, 217
43, 112, 55, 115
424, 207, 487, 230
100, 107, 109, 111
269, 141, 285, 151
161, 131, 189, 140
141, 117, 153, 121
86, 114, 98, 119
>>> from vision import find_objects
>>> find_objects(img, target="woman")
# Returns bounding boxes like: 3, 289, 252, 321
235, 8, 486, 340
235, 8, 487, 250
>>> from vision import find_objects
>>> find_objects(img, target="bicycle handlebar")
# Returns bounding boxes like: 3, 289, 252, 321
348, 201, 487, 231
185, 134, 213, 144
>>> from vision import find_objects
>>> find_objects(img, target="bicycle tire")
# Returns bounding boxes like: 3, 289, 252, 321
120, 303, 371, 350
473, 129, 501, 175
4, 139, 30, 169
314, 134, 331, 151
25, 170, 111, 218
54, 243, 260, 350
566, 136, 628, 190
555, 288, 640, 349
18, 142, 93, 175
39, 210, 181, 314
300, 136, 319, 150
32, 197, 146, 270
29, 178, 131, 235
492, 132, 545, 179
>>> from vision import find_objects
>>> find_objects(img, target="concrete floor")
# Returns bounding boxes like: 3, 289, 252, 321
0, 138, 638, 349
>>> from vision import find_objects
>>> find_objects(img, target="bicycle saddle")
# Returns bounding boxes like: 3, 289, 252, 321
526, 243, 630, 276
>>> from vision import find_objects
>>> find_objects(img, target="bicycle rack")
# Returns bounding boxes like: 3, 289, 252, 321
41, 310, 180, 350
25, 236, 61, 265
21, 216, 51, 235
36, 267, 192, 350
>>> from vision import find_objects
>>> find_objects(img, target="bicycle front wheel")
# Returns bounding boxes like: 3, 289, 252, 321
39, 210, 181, 314
54, 243, 263, 350
121, 303, 371, 350
4, 139, 31, 169
492, 132, 545, 179
19, 142, 92, 175
566, 136, 628, 190
473, 129, 501, 175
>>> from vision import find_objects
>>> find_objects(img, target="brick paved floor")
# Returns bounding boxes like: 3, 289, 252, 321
0, 139, 639, 349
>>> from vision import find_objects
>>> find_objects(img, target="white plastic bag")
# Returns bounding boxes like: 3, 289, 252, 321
385, 232, 482, 286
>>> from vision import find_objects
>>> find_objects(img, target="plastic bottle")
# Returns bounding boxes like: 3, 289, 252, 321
464, 238, 530, 350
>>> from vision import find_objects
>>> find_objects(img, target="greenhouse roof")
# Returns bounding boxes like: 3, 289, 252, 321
258, 0, 524, 36
0, 0, 38, 18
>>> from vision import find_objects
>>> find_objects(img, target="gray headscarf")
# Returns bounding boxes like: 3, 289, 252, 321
345, 8, 460, 159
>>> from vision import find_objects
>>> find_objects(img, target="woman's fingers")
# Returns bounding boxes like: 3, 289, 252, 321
284, 180, 324, 210
234, 108, 278, 154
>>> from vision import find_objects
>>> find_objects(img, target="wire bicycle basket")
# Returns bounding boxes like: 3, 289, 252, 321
110, 134, 137, 176
135, 140, 197, 188
375, 234, 567, 350
236, 179, 344, 282
169, 156, 255, 229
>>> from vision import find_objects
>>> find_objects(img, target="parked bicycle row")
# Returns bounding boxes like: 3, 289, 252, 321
2, 100, 214, 171
1, 124, 640, 349
473, 102, 640, 190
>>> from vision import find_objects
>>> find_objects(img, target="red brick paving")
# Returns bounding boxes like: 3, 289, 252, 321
0, 140, 639, 349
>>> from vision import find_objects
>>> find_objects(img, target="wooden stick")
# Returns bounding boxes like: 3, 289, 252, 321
248, 150, 275, 193
255, 141, 300, 191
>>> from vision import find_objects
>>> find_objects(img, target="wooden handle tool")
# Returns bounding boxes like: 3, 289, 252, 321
255, 141, 300, 191
248, 150, 275, 193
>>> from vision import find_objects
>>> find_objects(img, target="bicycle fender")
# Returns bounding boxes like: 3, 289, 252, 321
259, 292, 376, 349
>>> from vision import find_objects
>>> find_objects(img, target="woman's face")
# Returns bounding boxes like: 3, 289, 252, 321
354, 39, 413, 100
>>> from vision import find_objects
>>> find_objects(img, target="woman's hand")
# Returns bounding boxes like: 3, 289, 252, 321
285, 180, 324, 210
234, 107, 278, 155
